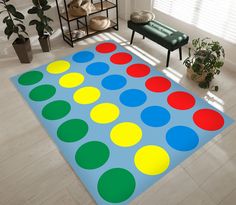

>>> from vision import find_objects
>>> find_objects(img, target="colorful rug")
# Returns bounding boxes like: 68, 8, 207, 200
12, 41, 234, 205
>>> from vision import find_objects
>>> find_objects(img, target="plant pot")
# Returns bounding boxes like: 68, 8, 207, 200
39, 35, 51, 52
12, 38, 33, 63
186, 67, 207, 83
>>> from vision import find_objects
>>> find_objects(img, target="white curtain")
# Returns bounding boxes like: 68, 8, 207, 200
153, 0, 236, 43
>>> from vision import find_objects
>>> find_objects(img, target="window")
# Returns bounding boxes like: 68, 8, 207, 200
153, 0, 236, 43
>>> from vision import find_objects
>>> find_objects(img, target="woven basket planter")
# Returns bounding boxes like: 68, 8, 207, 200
186, 67, 207, 83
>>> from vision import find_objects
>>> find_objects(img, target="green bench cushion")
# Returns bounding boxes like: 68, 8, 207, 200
128, 20, 189, 51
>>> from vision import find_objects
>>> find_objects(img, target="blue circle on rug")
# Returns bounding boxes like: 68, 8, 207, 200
166, 126, 199, 151
102, 75, 127, 90
120, 89, 147, 107
141, 106, 170, 127
72, 51, 94, 63
86, 62, 109, 76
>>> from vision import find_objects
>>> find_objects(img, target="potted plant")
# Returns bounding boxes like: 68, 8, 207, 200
0, 0, 32, 63
28, 0, 53, 52
183, 38, 225, 90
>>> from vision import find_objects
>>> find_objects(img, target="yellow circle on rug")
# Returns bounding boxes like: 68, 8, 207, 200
74, 86, 101, 104
134, 145, 170, 175
90, 103, 120, 124
47, 60, 70, 74
59, 72, 84, 88
110, 122, 142, 147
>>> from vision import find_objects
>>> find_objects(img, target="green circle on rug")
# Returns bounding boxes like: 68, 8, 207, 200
75, 141, 109, 169
29, 84, 56, 101
18, 71, 43, 86
57, 119, 88, 142
42, 100, 71, 120
97, 168, 136, 203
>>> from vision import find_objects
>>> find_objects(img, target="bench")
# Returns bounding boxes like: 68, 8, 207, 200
128, 20, 189, 67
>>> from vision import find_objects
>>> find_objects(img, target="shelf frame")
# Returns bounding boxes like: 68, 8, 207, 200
55, 0, 119, 47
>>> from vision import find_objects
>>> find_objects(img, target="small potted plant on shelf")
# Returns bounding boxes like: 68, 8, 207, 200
0, 0, 32, 63
183, 38, 225, 90
28, 0, 53, 52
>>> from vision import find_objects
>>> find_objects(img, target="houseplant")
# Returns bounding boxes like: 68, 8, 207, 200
183, 38, 225, 89
0, 0, 32, 63
28, 0, 53, 52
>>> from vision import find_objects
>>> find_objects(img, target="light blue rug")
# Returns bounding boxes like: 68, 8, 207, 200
12, 41, 234, 205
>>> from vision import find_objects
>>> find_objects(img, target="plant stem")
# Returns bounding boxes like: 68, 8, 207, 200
3, 0, 25, 42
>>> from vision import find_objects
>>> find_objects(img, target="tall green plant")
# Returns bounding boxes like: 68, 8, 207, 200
0, 0, 28, 42
28, 0, 53, 37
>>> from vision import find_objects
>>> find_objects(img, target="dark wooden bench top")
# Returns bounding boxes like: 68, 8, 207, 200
128, 20, 189, 67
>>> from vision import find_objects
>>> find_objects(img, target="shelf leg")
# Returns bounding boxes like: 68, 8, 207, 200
63, 0, 73, 47
77, 20, 80, 30
100, 0, 103, 10
106, 9, 109, 18
116, 0, 119, 30
85, 16, 89, 36
55, 0, 66, 41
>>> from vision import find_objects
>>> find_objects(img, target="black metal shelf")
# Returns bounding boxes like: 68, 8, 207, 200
55, 0, 119, 47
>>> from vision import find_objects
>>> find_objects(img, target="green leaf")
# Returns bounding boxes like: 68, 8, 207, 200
4, 26, 13, 39
36, 22, 45, 37
5, 4, 16, 15
12, 11, 24, 19
28, 7, 38, 14
13, 26, 19, 33
199, 81, 209, 89
6, 19, 14, 28
42, 5, 51, 11
17, 24, 26, 32
39, 0, 48, 7
37, 9, 43, 18
29, 19, 39, 25
32, 0, 39, 6
3, 16, 9, 23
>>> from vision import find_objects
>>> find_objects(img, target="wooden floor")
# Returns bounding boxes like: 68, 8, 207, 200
1, 19, 236, 205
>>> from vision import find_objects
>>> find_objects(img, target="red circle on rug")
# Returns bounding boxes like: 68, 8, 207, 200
110, 52, 133, 65
126, 64, 151, 78
168, 91, 196, 110
193, 109, 224, 131
145, 76, 171, 92
96, 43, 117, 53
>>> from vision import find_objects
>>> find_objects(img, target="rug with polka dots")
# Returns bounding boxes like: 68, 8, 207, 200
12, 41, 234, 205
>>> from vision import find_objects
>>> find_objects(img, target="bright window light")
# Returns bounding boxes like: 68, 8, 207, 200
153, 0, 236, 43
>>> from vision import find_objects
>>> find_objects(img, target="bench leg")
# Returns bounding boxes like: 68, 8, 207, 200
166, 50, 171, 67
130, 30, 135, 45
143, 35, 145, 39
179, 47, 182, 60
